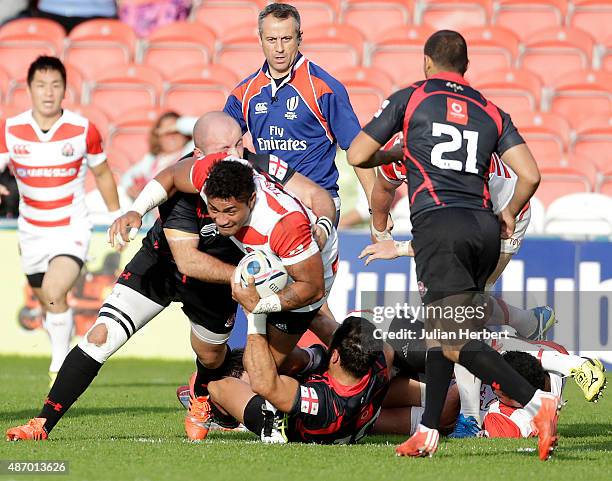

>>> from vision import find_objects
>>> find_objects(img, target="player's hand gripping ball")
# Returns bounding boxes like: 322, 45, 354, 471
235, 251, 288, 297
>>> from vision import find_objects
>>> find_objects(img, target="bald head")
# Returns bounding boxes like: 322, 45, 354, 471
193, 111, 244, 158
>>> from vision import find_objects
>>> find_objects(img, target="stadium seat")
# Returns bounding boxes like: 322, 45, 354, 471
597, 167, 612, 196
0, 66, 11, 104
511, 110, 570, 168
0, 17, 65, 52
473, 68, 543, 117
0, 43, 56, 80
276, 0, 341, 29
88, 64, 164, 121
107, 120, 152, 167
216, 24, 265, 79
64, 19, 137, 79
537, 162, 597, 207
544, 193, 612, 238
340, 0, 413, 41
119, 105, 169, 125
518, 27, 595, 84
334, 67, 393, 125
194, 0, 264, 37
525, 196, 545, 234
548, 70, 612, 129
569, 0, 612, 44
462, 27, 520, 83
571, 116, 612, 169
140, 22, 216, 79
103, 144, 139, 176
62, 103, 111, 140
162, 64, 239, 116
368, 25, 434, 86
492, 0, 567, 42
300, 24, 365, 74
418, 0, 491, 31
601, 34, 612, 72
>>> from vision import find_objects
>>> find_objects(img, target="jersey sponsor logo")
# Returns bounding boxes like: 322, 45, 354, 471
62, 142, 75, 157
255, 102, 268, 114
12, 144, 31, 156
445, 81, 464, 93
257, 137, 308, 151
285, 96, 299, 120
300, 386, 319, 415
446, 98, 468, 125
15, 166, 78, 178
374, 100, 390, 118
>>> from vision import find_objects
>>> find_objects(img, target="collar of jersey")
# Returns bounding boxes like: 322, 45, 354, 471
261, 52, 306, 96
429, 71, 470, 86
323, 369, 371, 397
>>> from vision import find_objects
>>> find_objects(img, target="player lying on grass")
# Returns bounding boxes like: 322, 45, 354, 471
192, 315, 392, 444
5, 113, 336, 443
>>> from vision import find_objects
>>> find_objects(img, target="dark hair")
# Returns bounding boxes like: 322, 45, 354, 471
27, 56, 66, 86
502, 351, 546, 391
258, 3, 301, 39
328, 316, 382, 378
204, 160, 255, 204
424, 30, 469, 75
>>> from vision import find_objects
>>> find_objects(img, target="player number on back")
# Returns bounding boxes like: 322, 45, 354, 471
430, 122, 479, 174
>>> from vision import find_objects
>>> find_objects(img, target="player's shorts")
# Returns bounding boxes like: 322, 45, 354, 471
412, 207, 500, 305
18, 224, 90, 283
117, 246, 237, 344
267, 307, 321, 336
500, 205, 531, 255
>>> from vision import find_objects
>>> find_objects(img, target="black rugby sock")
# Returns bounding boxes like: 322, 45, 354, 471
38, 346, 102, 433
193, 346, 232, 397
420, 347, 454, 430
458, 340, 536, 406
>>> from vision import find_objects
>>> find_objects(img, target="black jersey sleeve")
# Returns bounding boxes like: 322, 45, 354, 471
246, 150, 296, 186
289, 380, 337, 426
496, 109, 525, 156
362, 86, 417, 145
159, 192, 200, 234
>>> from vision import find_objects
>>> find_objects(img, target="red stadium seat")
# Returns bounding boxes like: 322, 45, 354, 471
571, 116, 612, 171
599, 34, 612, 73
276, 1, 341, 29
141, 22, 216, 79
300, 24, 365, 73
195, 0, 265, 37
107, 120, 151, 167
0, 45, 55, 79
511, 110, 570, 168
119, 106, 169, 125
335, 67, 394, 125
462, 27, 520, 83
569, 0, 612, 43
340, 1, 413, 42
473, 68, 543, 117
64, 19, 137, 79
518, 27, 595, 84
88, 64, 164, 121
369, 25, 434, 87
62, 103, 111, 140
548, 70, 612, 129
492, 0, 567, 42
597, 168, 612, 196
216, 24, 264, 79
418, 0, 491, 31
0, 104, 25, 119
537, 163, 596, 207
104, 144, 134, 176
0, 17, 65, 52
162, 64, 239, 116
0, 66, 11, 104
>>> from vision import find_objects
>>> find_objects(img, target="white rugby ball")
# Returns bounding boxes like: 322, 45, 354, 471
237, 250, 288, 297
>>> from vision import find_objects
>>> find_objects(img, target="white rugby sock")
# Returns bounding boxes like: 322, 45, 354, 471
489, 297, 537, 337
44, 309, 74, 372
539, 351, 584, 377
454, 364, 482, 423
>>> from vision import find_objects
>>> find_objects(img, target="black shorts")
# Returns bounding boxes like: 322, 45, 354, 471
412, 207, 500, 305
267, 307, 320, 336
117, 247, 237, 335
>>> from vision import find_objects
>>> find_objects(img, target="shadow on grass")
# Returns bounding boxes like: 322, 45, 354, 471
92, 382, 182, 388
1, 405, 179, 424
559, 423, 612, 438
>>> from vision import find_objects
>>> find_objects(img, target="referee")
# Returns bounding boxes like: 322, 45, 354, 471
347, 30, 560, 461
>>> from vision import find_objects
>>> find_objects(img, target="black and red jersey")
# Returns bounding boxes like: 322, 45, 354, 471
287, 351, 389, 444
363, 72, 525, 221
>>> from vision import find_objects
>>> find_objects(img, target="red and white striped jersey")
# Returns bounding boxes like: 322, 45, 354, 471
378, 133, 518, 215
0, 109, 106, 233
190, 154, 338, 312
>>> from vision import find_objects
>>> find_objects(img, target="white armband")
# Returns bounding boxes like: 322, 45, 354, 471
252, 294, 282, 314
395, 240, 412, 257
130, 180, 168, 216
247, 312, 268, 335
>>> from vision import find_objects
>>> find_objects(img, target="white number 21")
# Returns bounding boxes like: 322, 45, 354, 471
430, 122, 479, 174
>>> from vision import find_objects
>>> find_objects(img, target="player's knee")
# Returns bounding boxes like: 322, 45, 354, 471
208, 379, 224, 400
87, 324, 108, 346
41, 286, 68, 309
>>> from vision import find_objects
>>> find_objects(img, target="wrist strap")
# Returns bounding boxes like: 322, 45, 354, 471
395, 240, 412, 257
252, 294, 282, 314
247, 312, 267, 335
371, 222, 393, 241
131, 180, 168, 216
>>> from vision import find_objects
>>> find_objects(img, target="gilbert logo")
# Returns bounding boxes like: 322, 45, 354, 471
285, 96, 299, 120
13, 144, 30, 156
446, 98, 468, 126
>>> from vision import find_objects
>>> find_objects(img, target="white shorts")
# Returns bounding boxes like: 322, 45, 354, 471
18, 225, 91, 275
500, 205, 531, 255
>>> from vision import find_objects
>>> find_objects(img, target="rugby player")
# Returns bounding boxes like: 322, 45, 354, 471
0, 56, 120, 385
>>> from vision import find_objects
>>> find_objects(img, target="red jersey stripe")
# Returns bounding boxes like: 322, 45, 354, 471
22, 194, 74, 210
11, 157, 83, 188
23, 216, 71, 227
51, 123, 85, 141
8, 123, 39, 142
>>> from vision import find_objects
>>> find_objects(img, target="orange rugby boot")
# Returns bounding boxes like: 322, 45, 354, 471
6, 418, 48, 441
531, 394, 561, 461
396, 425, 439, 457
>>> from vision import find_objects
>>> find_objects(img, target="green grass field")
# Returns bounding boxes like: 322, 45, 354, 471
0, 355, 610, 481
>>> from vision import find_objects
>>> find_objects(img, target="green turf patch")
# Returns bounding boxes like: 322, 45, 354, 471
0, 356, 610, 481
